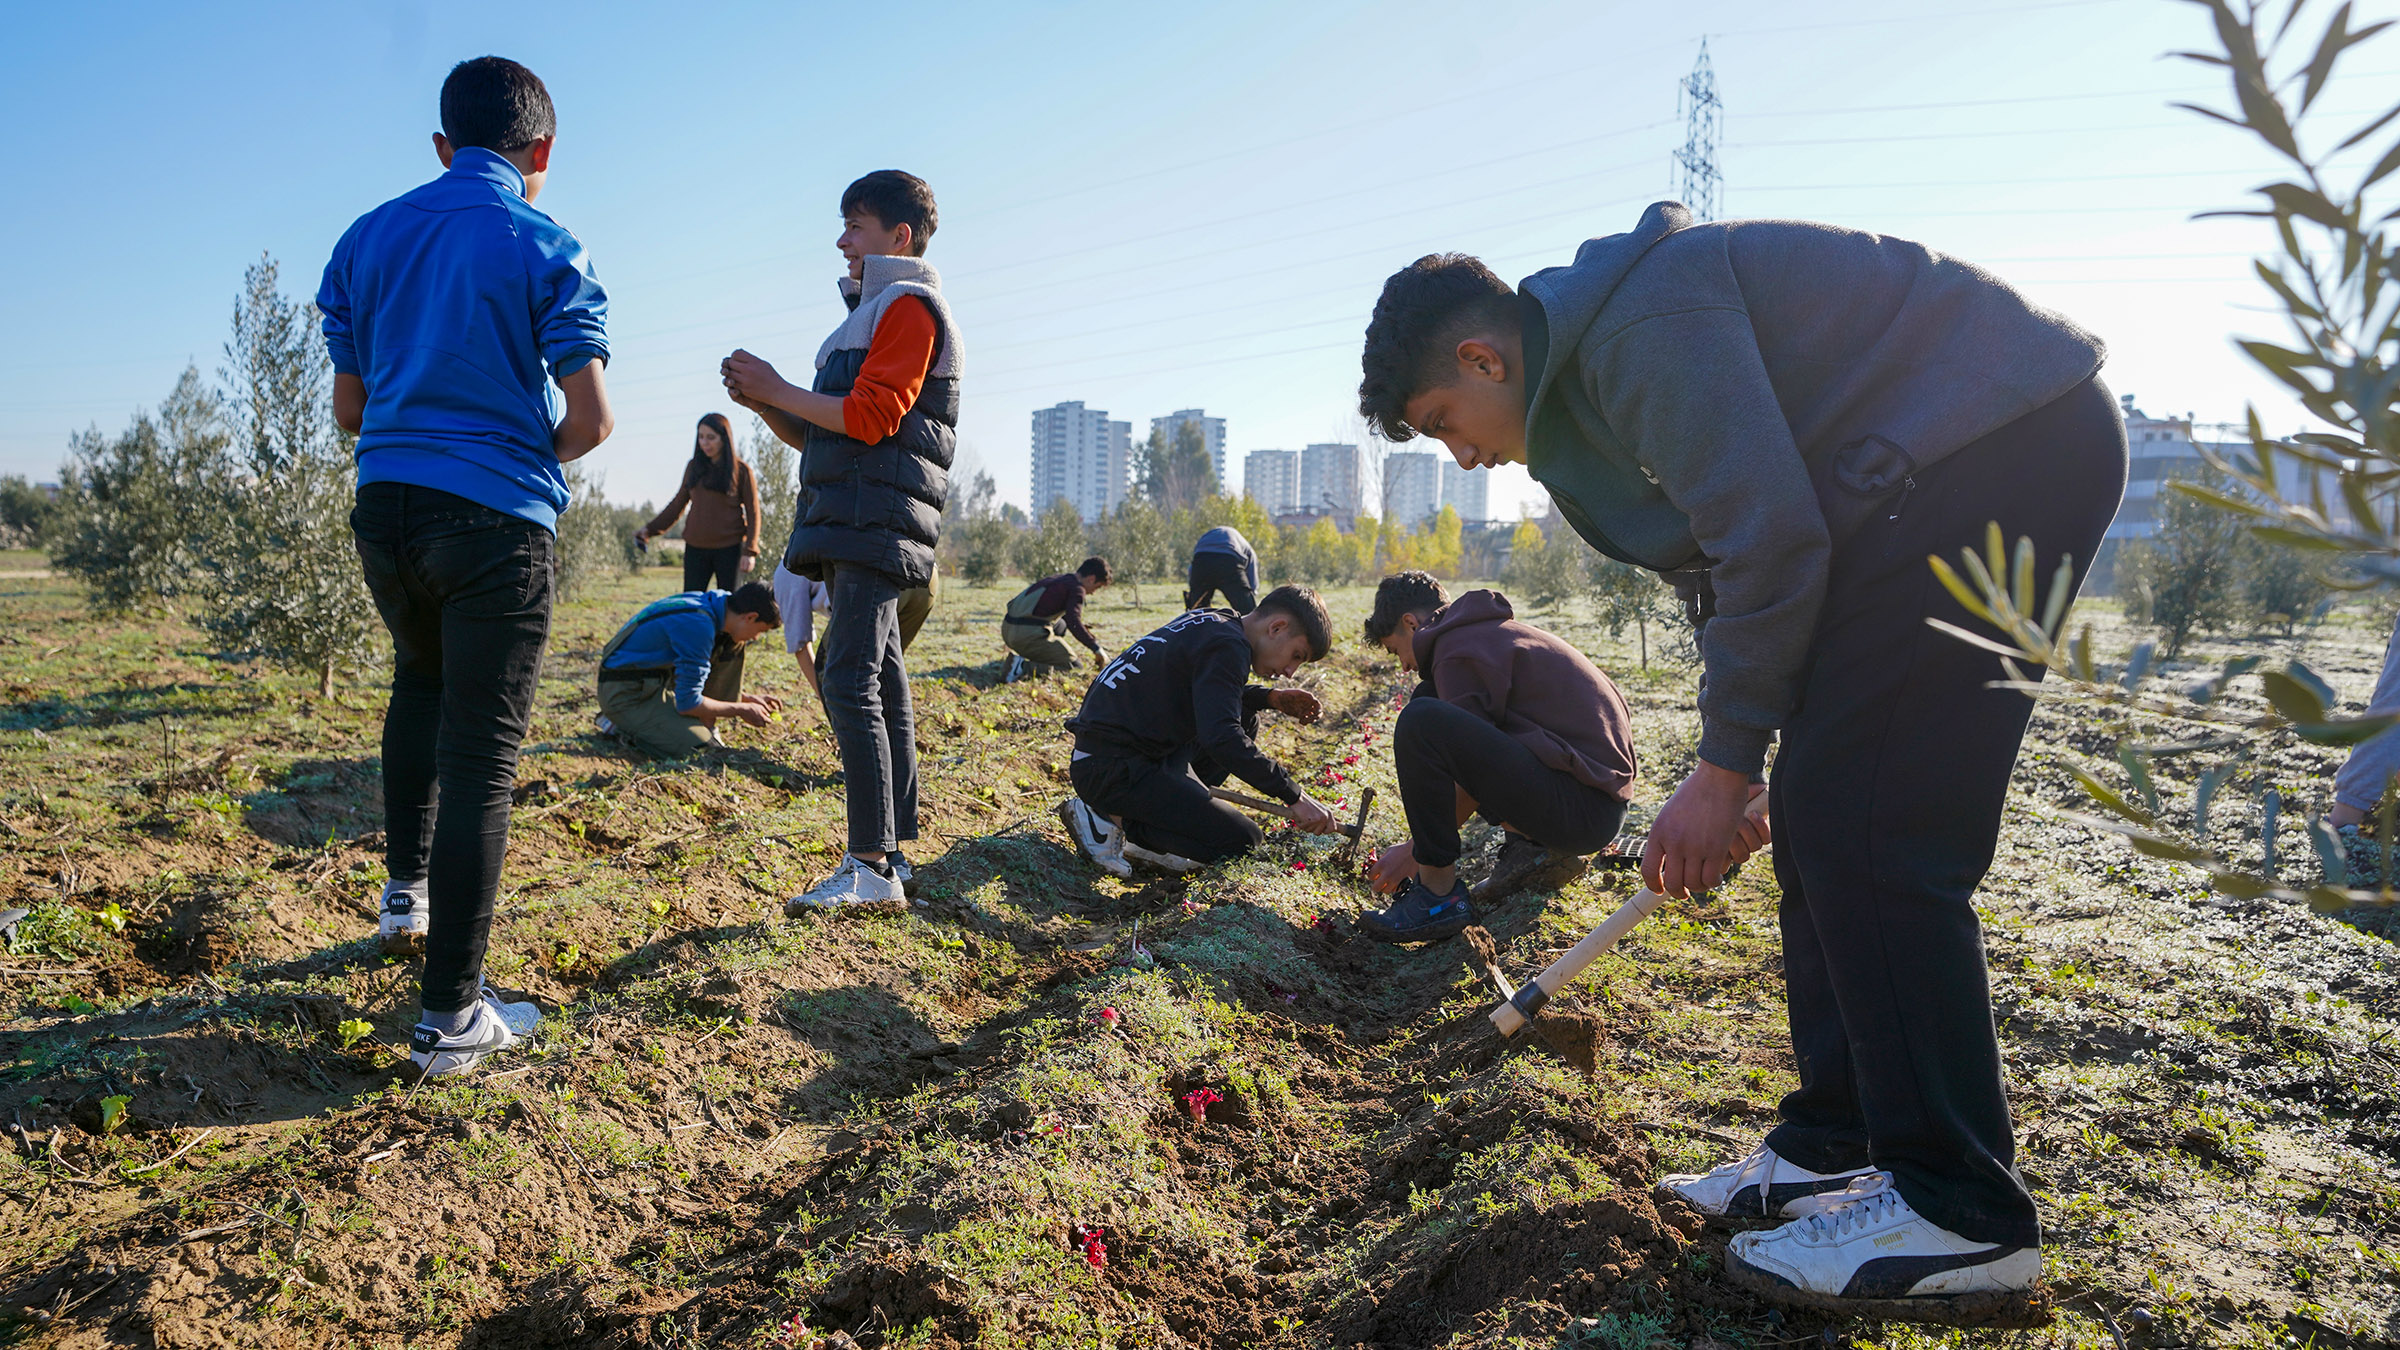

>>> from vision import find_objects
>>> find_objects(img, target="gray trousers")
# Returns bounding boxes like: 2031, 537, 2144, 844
2335, 608, 2400, 813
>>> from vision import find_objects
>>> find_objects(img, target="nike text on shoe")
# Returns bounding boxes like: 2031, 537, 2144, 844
1121, 837, 1202, 874
1658, 1144, 1876, 1221
410, 990, 542, 1079
1724, 1172, 2046, 1327
1358, 878, 1478, 945
785, 853, 908, 916
379, 879, 429, 957
1059, 798, 1134, 879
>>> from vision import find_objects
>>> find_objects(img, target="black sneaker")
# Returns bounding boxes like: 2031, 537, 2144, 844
1473, 834, 1590, 904
1358, 879, 1477, 945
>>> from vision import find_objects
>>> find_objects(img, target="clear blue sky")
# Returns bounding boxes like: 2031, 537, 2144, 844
4, 0, 2393, 519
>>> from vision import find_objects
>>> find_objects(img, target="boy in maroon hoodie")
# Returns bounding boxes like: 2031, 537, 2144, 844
1358, 571, 1644, 942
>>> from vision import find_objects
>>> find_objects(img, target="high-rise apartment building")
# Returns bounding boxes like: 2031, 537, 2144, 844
1439, 459, 1489, 522
1030, 401, 1132, 521
1244, 449, 1299, 514
1151, 409, 1228, 488
1383, 451, 1442, 526
1300, 442, 1361, 518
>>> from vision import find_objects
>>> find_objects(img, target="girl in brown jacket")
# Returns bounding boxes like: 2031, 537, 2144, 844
636, 412, 760, 591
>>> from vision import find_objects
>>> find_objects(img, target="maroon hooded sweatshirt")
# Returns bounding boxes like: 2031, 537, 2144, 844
1410, 589, 1638, 799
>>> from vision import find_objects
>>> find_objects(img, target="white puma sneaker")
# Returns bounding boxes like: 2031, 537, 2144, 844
1725, 1171, 2043, 1320
785, 854, 907, 916
1659, 1143, 1876, 1220
378, 879, 429, 957
1058, 798, 1133, 879
410, 989, 542, 1079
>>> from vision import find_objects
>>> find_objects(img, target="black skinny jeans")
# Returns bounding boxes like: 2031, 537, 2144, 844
351, 483, 552, 1015
820, 565, 919, 855
1394, 697, 1628, 869
683, 542, 743, 592
1760, 375, 2126, 1248
1070, 746, 1262, 863
1184, 552, 1257, 614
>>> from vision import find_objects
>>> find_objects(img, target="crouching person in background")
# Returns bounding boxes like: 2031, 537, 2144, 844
1057, 586, 1341, 875
596, 582, 782, 758
1003, 555, 1111, 681
1357, 571, 1643, 943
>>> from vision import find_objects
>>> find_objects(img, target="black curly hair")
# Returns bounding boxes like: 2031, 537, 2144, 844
1357, 253, 1519, 443
1362, 571, 1448, 644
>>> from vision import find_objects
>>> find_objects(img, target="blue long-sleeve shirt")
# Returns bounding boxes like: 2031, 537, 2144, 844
601, 591, 727, 712
317, 148, 609, 531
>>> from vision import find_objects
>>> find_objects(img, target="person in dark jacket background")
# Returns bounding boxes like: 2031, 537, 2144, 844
1057, 587, 1340, 876
1356, 571, 1648, 943
1003, 556, 1111, 680
1358, 202, 2125, 1317
636, 412, 761, 591
722, 170, 956, 914
1185, 525, 1260, 613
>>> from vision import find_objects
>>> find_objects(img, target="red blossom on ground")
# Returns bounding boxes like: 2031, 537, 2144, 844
1290, 860, 1308, 872
1078, 1226, 1108, 1268
1343, 754, 1359, 765
1311, 913, 1337, 937
1096, 1006, 1120, 1027
1183, 1087, 1222, 1122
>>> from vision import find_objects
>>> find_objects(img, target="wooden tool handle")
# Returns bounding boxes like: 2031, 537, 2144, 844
1208, 786, 1362, 841
1487, 888, 1665, 1038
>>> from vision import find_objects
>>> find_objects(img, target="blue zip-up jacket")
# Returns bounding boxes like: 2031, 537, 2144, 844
600, 591, 728, 712
317, 148, 609, 531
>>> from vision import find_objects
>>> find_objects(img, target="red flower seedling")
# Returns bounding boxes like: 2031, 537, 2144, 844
1075, 1225, 1108, 1269
1290, 859, 1308, 872
1096, 1006, 1121, 1029
1183, 1087, 1222, 1123
1312, 913, 1338, 938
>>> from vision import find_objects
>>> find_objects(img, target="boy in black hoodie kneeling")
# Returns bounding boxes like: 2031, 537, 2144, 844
1058, 586, 1341, 874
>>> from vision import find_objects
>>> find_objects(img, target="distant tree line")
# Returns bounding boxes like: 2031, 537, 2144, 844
2115, 466, 2337, 657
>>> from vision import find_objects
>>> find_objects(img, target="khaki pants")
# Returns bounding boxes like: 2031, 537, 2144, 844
1003, 621, 1079, 672
597, 651, 745, 760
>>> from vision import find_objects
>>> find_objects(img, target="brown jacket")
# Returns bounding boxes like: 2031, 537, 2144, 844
647, 457, 760, 553
1411, 589, 1637, 798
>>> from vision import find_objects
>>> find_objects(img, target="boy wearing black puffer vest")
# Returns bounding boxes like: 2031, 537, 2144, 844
723, 170, 957, 913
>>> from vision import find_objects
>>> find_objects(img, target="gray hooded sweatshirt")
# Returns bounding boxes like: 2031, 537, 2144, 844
1518, 201, 2106, 774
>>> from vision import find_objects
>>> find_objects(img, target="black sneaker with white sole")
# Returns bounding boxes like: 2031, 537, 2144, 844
1724, 1172, 2046, 1327
1358, 878, 1477, 945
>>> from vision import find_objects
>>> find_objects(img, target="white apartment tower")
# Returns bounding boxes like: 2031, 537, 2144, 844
1244, 449, 1300, 514
1301, 442, 1362, 518
1383, 451, 1442, 526
1439, 459, 1489, 522
1152, 409, 1228, 488
1029, 401, 1132, 521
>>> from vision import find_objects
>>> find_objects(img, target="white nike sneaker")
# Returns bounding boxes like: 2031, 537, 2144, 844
1058, 798, 1133, 879
1121, 837, 1202, 874
1659, 1143, 1876, 1220
410, 989, 543, 1079
785, 854, 907, 916
378, 879, 428, 957
888, 848, 920, 898
1725, 1171, 2043, 1320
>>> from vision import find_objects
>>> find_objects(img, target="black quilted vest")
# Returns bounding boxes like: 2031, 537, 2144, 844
780, 299, 956, 587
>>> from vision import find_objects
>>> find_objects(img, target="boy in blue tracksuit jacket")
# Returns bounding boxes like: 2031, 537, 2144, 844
319, 56, 614, 1079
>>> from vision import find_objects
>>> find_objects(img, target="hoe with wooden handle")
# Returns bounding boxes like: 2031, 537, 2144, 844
1487, 796, 1767, 1039
1208, 785, 1375, 861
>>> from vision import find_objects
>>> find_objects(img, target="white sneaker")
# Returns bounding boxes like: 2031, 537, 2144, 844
410, 989, 542, 1079
1002, 654, 1026, 684
785, 854, 907, 916
1660, 1143, 1875, 1220
594, 713, 618, 736
1122, 837, 1202, 874
378, 879, 428, 957
1058, 798, 1133, 879
889, 848, 919, 898
1725, 1172, 2042, 1316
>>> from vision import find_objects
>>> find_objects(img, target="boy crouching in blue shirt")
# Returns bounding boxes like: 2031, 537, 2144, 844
319, 56, 612, 1079
597, 583, 783, 757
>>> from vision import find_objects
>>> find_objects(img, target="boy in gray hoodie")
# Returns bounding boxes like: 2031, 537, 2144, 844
1357, 203, 2125, 1320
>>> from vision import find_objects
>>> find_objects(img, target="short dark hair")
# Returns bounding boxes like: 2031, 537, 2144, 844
727, 581, 780, 627
1255, 585, 1333, 661
1077, 556, 1113, 584
1363, 571, 1448, 643
440, 57, 556, 153
840, 171, 939, 255
1358, 253, 1518, 442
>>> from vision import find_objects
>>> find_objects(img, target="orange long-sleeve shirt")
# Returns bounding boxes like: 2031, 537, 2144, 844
841, 295, 937, 443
